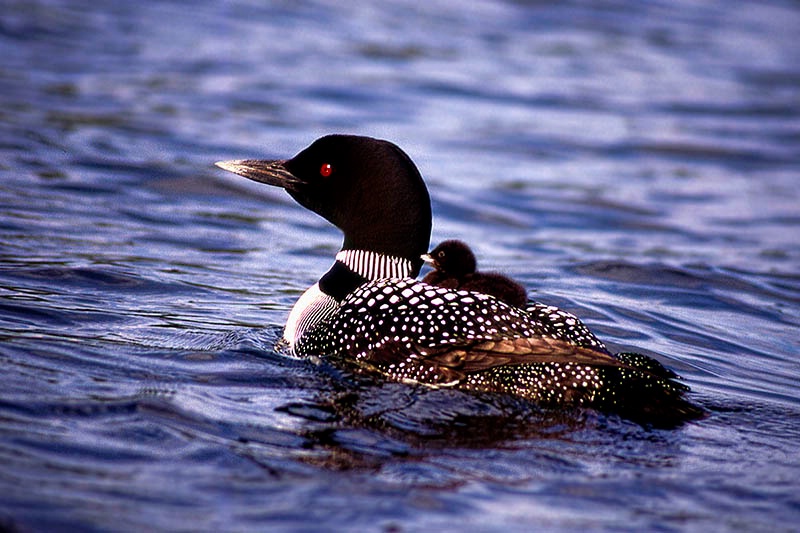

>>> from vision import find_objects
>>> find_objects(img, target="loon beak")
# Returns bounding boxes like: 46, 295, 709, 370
215, 159, 302, 191
421, 253, 436, 267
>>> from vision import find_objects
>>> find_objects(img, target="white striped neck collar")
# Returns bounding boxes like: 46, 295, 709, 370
335, 250, 414, 281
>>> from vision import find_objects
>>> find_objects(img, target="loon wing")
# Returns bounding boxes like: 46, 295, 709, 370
357, 337, 701, 426
360, 335, 634, 386
422, 336, 629, 373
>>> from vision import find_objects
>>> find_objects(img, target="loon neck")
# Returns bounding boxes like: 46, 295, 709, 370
336, 250, 414, 280
318, 250, 414, 302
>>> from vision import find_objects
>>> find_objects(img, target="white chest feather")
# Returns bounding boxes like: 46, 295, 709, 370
283, 283, 339, 351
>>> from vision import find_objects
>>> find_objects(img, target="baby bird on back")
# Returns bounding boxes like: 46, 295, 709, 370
421, 239, 528, 308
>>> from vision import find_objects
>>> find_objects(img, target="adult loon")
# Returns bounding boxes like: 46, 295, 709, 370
216, 134, 702, 425
422, 239, 528, 308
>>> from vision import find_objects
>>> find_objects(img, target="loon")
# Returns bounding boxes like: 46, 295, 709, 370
422, 239, 529, 308
216, 134, 702, 425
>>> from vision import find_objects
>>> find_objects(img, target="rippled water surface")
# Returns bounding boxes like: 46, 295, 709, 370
2, 0, 799, 531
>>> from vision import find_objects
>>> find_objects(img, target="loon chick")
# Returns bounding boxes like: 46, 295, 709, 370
216, 134, 702, 426
422, 239, 528, 308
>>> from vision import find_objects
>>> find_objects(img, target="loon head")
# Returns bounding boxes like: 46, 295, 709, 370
422, 239, 477, 278
216, 135, 432, 275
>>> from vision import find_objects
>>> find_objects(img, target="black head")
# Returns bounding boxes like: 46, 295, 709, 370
216, 135, 432, 273
422, 239, 477, 277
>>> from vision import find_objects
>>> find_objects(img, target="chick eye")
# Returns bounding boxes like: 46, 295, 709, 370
437, 251, 446, 259
320, 163, 333, 177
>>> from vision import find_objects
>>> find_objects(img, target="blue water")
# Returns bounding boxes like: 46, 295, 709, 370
2, 0, 799, 531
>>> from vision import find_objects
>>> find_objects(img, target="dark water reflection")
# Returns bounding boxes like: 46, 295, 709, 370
1, 0, 799, 531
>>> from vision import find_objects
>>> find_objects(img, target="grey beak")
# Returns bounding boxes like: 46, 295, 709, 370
215, 159, 302, 191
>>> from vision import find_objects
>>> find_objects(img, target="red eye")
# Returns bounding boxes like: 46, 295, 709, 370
320, 163, 333, 177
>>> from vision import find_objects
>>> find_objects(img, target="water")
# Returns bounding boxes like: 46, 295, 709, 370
1, 0, 799, 530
